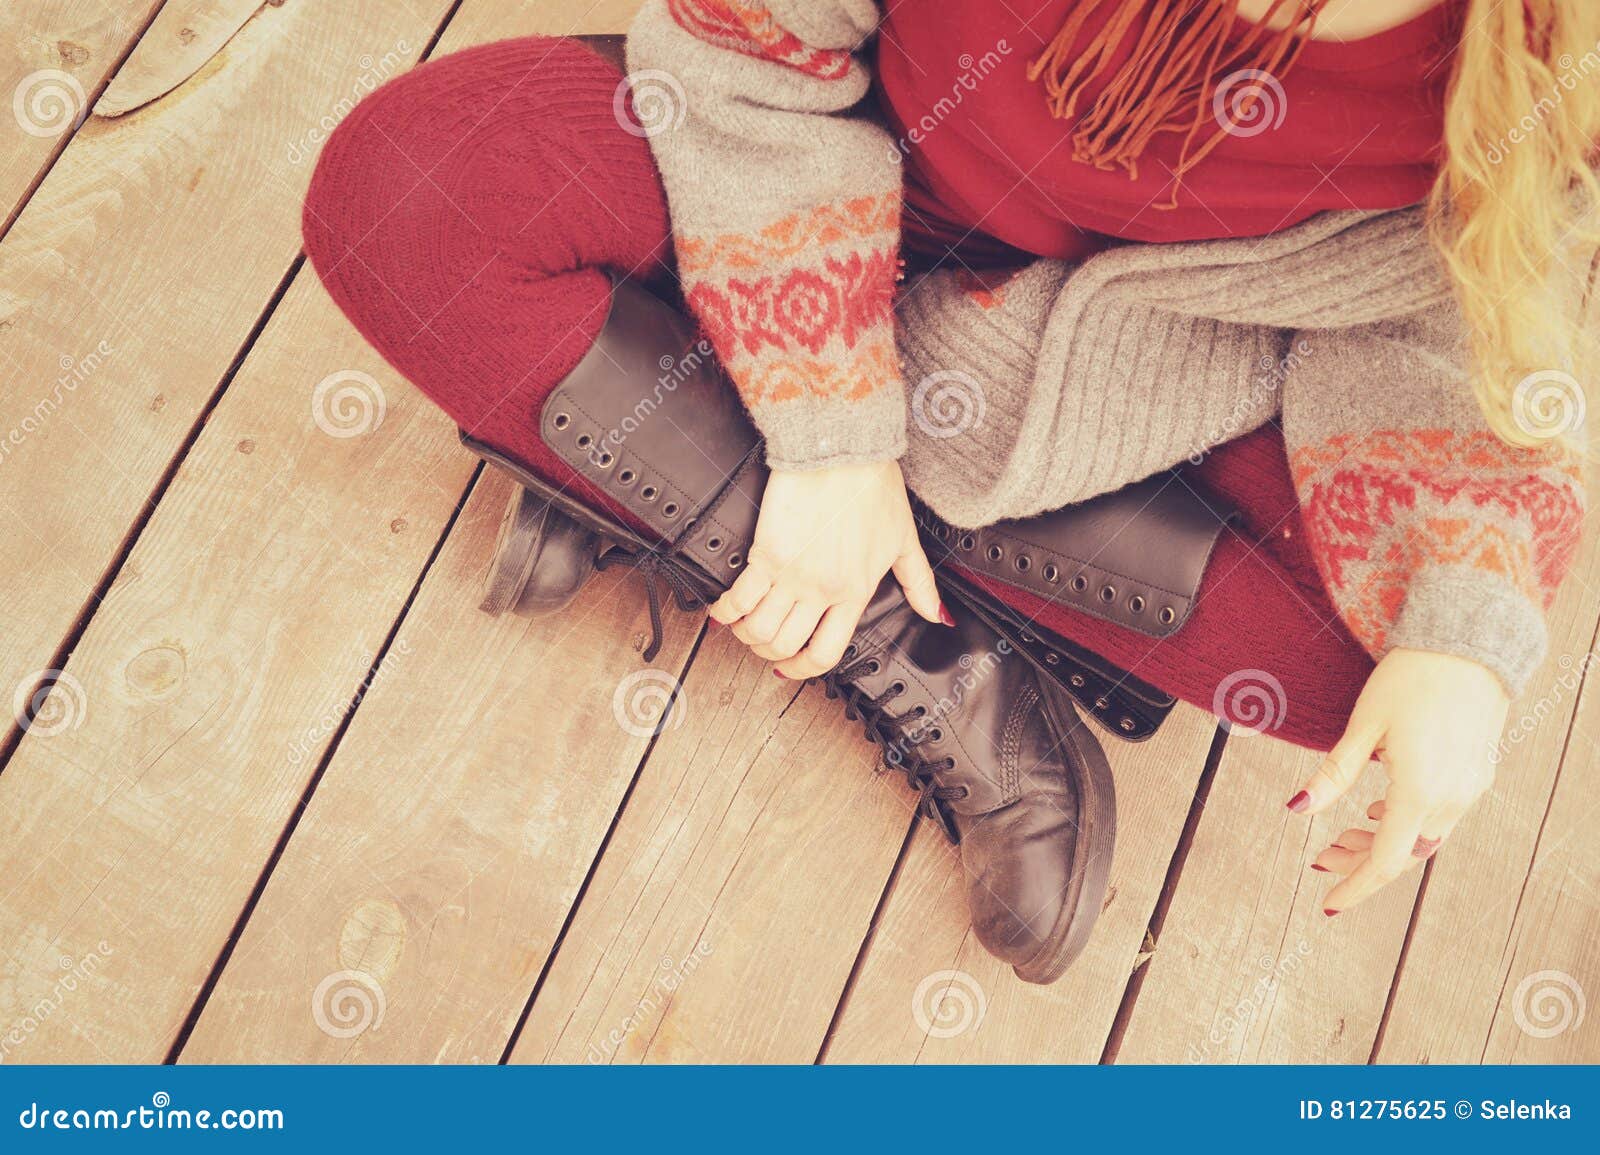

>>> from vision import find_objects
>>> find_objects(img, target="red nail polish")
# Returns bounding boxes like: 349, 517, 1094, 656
772, 670, 787, 679
1323, 908, 1340, 917
938, 602, 956, 628
1286, 790, 1311, 813
1310, 863, 1330, 873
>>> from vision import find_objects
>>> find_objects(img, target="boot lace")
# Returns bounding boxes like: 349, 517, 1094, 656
822, 646, 968, 842
596, 547, 708, 662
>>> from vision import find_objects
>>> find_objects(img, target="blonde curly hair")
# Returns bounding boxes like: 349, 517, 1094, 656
1435, 0, 1600, 446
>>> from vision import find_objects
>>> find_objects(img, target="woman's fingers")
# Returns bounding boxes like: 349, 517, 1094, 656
1289, 710, 1384, 817
710, 558, 773, 625
776, 600, 867, 680
891, 542, 944, 625
751, 600, 827, 663
1311, 844, 1365, 876
1322, 786, 1431, 914
1331, 828, 1375, 853
731, 588, 796, 649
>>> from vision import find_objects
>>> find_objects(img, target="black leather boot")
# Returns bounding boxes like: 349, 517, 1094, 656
462, 277, 1229, 981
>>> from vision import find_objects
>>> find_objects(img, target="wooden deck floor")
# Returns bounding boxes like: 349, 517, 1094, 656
1, 0, 1596, 1065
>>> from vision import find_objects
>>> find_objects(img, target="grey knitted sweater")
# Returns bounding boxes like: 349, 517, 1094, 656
627, 0, 1589, 696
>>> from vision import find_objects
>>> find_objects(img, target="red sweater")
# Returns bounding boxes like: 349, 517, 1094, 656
878, 0, 1464, 264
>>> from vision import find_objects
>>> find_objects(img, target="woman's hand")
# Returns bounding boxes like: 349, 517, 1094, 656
709, 459, 947, 678
1289, 648, 1510, 915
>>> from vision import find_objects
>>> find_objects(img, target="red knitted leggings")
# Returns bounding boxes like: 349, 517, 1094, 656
302, 36, 1371, 751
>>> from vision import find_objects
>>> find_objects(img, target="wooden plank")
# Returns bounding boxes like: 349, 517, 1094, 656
1115, 728, 1420, 1063
509, 629, 909, 1064
0, 1, 163, 225
180, 472, 701, 1062
0, 273, 474, 1062
94, 1, 267, 119
0, 0, 454, 764
824, 706, 1218, 1063
1375, 518, 1600, 1062
1480, 681, 1600, 1063
0, 0, 647, 1067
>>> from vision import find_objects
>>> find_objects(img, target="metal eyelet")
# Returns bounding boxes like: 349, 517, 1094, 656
640, 485, 659, 503
927, 727, 943, 743
890, 680, 906, 696
1128, 595, 1145, 613
985, 545, 1003, 563
1070, 575, 1089, 593
662, 501, 680, 518
1014, 555, 1031, 573
1159, 606, 1177, 625
1099, 584, 1117, 603
551, 412, 571, 431
1044, 651, 1060, 666
726, 553, 743, 569
865, 659, 882, 675
1019, 629, 1035, 643
1042, 563, 1060, 583
1069, 673, 1086, 688
574, 433, 593, 451
958, 534, 977, 551
1119, 717, 1136, 733
1094, 697, 1109, 710
842, 644, 858, 661
593, 449, 615, 469
705, 536, 724, 553
617, 468, 637, 486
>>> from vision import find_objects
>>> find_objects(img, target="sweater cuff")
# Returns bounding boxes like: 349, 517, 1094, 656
758, 383, 906, 471
1385, 565, 1548, 698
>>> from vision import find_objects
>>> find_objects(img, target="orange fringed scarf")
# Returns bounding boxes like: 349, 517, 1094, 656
1028, 0, 1331, 205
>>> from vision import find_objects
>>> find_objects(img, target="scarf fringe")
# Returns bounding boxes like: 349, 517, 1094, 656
1027, 0, 1328, 205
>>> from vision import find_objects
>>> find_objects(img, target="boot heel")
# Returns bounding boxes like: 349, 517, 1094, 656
480, 487, 601, 617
